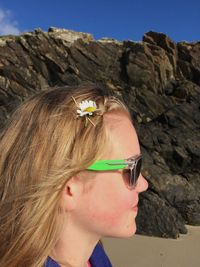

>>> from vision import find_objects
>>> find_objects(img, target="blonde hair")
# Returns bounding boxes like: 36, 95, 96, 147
0, 84, 130, 267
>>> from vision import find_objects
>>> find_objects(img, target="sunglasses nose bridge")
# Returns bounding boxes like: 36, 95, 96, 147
130, 165, 136, 186
127, 162, 139, 189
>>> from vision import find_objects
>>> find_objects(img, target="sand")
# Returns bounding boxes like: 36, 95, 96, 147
102, 225, 200, 267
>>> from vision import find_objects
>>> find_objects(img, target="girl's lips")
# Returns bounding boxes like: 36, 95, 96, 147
132, 206, 138, 212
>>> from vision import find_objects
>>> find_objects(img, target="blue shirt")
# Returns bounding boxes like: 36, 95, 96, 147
45, 242, 113, 267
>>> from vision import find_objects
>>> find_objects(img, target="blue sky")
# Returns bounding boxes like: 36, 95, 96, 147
0, 0, 199, 42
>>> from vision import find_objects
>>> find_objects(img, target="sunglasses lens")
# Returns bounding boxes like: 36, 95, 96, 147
134, 157, 142, 186
123, 157, 142, 189
122, 169, 132, 188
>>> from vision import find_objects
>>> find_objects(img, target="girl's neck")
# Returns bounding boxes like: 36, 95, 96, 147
49, 223, 100, 267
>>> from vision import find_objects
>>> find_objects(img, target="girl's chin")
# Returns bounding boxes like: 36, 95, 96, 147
126, 225, 137, 237
125, 220, 137, 237
108, 224, 137, 238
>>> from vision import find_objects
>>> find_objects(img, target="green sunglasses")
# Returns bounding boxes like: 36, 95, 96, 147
86, 154, 142, 189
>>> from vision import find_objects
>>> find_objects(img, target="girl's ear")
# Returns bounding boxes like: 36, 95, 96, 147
60, 176, 83, 212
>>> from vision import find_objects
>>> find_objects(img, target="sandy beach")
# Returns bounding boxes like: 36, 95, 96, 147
103, 225, 200, 267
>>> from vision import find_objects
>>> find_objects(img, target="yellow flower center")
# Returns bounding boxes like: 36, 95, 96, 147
84, 107, 96, 112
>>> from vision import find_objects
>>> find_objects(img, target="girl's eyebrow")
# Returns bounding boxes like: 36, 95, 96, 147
125, 153, 142, 160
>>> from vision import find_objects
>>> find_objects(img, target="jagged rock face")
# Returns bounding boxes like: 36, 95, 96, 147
0, 28, 199, 238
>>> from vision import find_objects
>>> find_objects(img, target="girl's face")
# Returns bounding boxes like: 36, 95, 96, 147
72, 111, 148, 238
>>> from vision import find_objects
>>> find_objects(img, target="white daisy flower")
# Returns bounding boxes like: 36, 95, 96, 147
77, 100, 97, 117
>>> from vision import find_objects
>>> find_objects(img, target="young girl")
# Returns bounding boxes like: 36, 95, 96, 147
0, 84, 148, 267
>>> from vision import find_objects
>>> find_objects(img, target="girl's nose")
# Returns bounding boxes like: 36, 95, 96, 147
136, 174, 148, 193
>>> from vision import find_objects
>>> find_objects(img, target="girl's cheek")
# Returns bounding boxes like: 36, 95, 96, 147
120, 189, 138, 209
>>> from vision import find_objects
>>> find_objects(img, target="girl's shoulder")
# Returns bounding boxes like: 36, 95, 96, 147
45, 256, 59, 267
90, 242, 113, 267
45, 242, 112, 267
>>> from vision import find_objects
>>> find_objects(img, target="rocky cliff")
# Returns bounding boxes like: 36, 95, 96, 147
0, 28, 199, 238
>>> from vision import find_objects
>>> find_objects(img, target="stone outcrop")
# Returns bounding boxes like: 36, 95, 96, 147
0, 28, 199, 238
